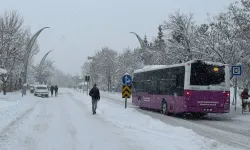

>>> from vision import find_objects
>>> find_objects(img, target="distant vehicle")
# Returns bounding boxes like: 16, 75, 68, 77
34, 85, 49, 98
29, 84, 35, 93
132, 60, 230, 117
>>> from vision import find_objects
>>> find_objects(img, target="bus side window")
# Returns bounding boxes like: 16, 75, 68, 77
157, 69, 164, 94
132, 81, 137, 92
175, 74, 184, 96
137, 82, 141, 92
146, 80, 152, 94
151, 71, 158, 94
159, 79, 166, 94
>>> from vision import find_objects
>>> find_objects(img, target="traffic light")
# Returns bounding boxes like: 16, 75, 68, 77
85, 76, 90, 82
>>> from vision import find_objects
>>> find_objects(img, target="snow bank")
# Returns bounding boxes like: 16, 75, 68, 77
230, 87, 243, 107
0, 92, 38, 132
70, 90, 241, 150
100, 91, 132, 104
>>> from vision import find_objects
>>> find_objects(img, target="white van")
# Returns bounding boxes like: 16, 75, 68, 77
34, 85, 49, 98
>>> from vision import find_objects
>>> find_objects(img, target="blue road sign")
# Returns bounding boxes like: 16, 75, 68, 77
232, 66, 242, 76
122, 74, 132, 85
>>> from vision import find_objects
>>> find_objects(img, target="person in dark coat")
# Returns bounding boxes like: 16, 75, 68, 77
241, 88, 250, 111
89, 84, 100, 114
50, 85, 54, 96
55, 85, 58, 96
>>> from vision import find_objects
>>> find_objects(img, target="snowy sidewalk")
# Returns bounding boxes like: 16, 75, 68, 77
70, 89, 243, 150
100, 91, 132, 104
0, 92, 39, 133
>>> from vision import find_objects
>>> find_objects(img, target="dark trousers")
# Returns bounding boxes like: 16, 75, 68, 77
92, 99, 98, 113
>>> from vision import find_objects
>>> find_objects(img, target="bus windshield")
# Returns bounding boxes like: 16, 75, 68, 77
190, 61, 225, 86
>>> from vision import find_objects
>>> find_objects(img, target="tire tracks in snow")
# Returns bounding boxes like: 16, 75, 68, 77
0, 100, 39, 137
0, 101, 40, 150
67, 92, 143, 150
137, 109, 250, 150
100, 94, 250, 150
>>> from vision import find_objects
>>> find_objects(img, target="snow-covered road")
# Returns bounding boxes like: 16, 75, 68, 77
0, 89, 245, 150
100, 91, 250, 150
0, 91, 132, 150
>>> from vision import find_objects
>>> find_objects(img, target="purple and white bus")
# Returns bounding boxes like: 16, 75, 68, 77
132, 60, 230, 116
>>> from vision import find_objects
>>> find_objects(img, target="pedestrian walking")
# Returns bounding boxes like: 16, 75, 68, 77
241, 88, 250, 112
89, 84, 100, 115
50, 85, 54, 97
55, 85, 58, 96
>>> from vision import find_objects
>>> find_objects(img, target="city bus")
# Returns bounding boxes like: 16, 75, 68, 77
132, 60, 230, 117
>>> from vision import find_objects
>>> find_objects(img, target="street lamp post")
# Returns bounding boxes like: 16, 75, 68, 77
37, 50, 54, 84
130, 32, 146, 49
23, 27, 49, 95
130, 32, 153, 65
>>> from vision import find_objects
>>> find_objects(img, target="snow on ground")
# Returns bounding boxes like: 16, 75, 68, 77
100, 87, 250, 122
99, 87, 250, 149
1, 91, 135, 150
0, 88, 246, 150
100, 90, 132, 104
0, 91, 39, 134
70, 89, 243, 150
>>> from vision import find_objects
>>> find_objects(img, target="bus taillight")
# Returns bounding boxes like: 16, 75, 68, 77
225, 91, 230, 97
185, 91, 191, 96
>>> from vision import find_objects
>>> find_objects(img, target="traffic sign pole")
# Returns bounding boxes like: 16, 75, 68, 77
122, 73, 132, 109
125, 98, 127, 109
232, 65, 242, 112
235, 76, 237, 112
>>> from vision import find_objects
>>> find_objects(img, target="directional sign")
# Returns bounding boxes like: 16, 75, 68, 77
232, 66, 242, 76
122, 74, 132, 85
122, 85, 131, 98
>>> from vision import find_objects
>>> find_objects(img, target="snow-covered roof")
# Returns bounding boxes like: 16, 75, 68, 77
134, 65, 167, 73
0, 68, 7, 74
134, 60, 226, 73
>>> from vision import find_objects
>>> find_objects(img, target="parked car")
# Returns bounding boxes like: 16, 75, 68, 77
34, 85, 49, 98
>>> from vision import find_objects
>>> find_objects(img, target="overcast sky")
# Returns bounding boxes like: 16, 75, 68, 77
0, 0, 235, 75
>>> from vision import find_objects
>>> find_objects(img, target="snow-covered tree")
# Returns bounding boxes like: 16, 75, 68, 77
86, 47, 117, 91
152, 25, 167, 64
49, 69, 74, 87
0, 11, 37, 94
33, 59, 54, 84
162, 11, 197, 64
